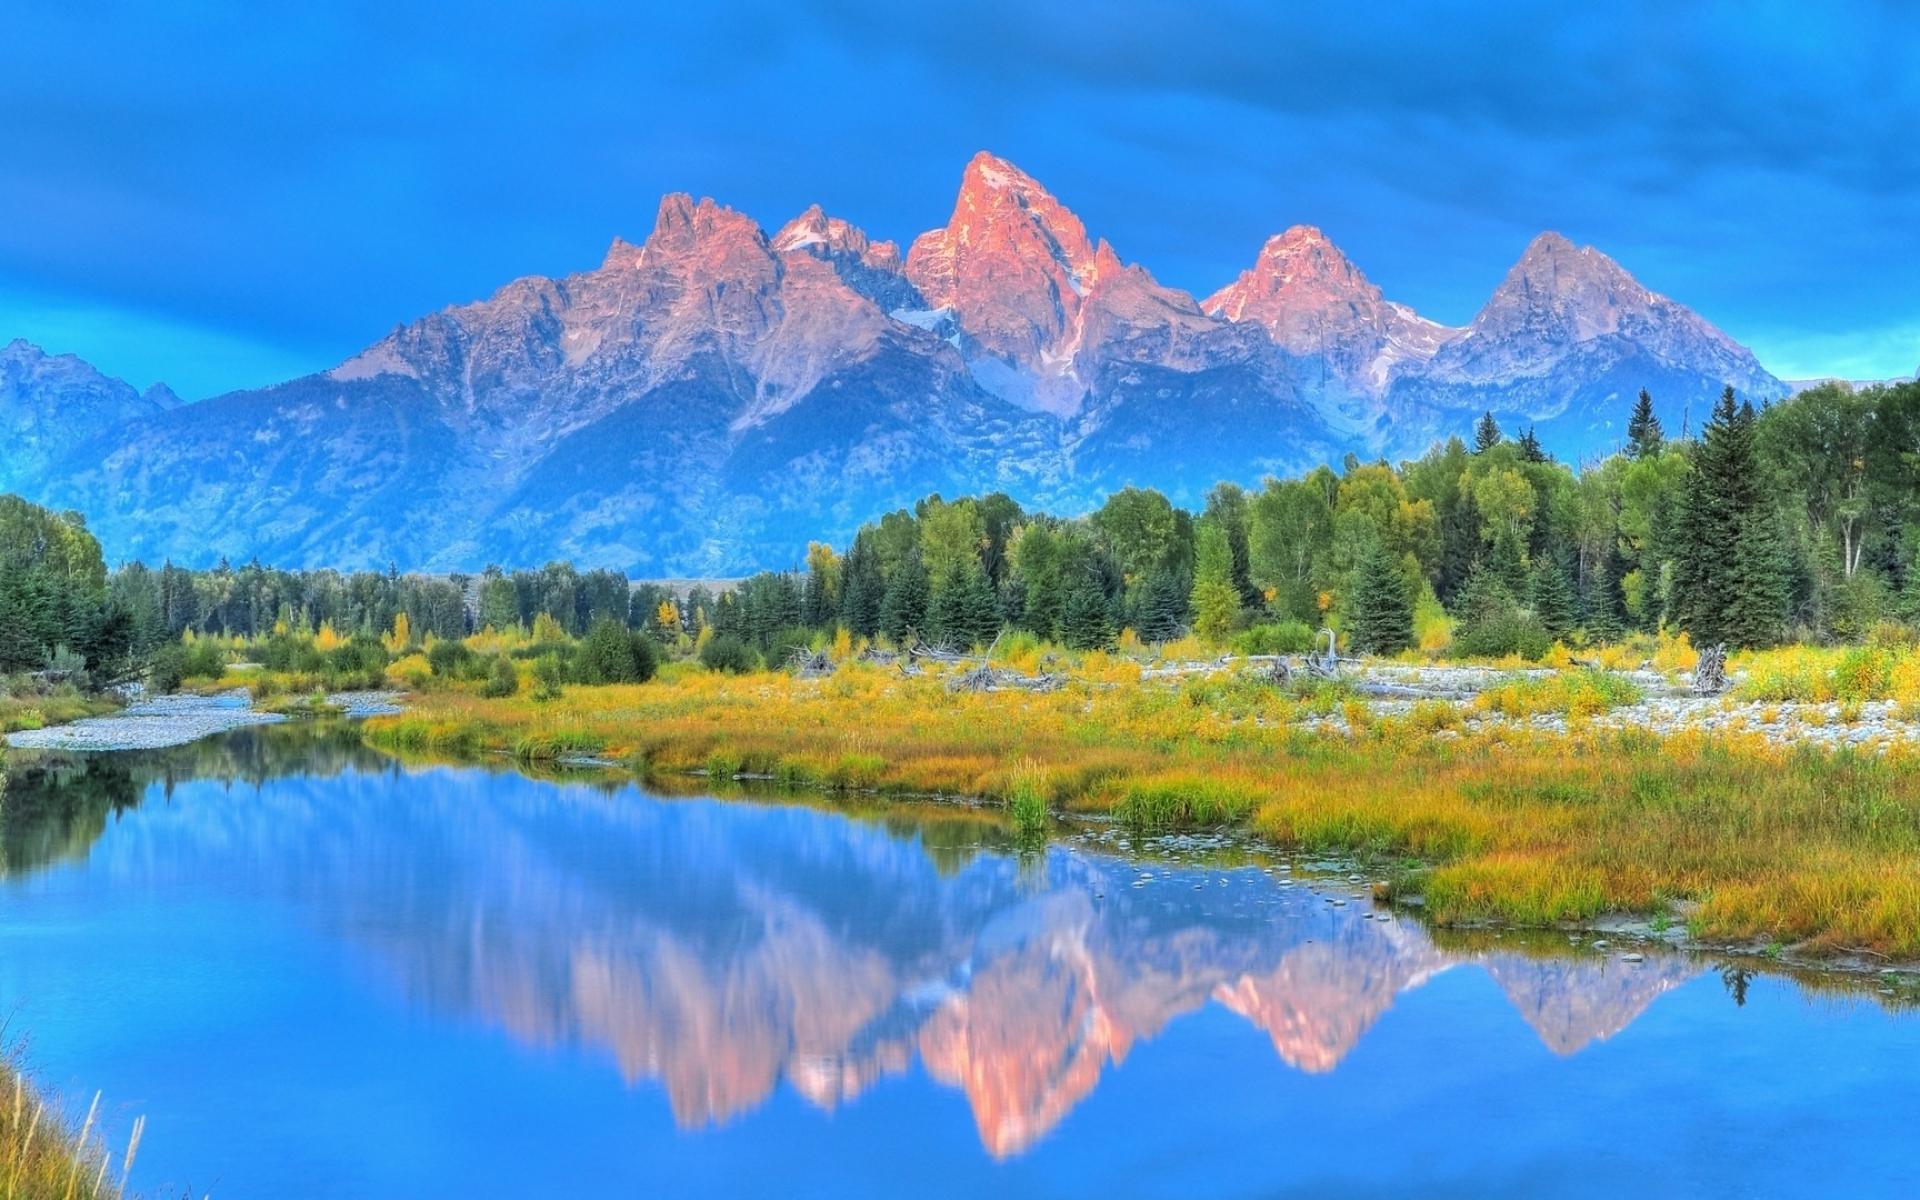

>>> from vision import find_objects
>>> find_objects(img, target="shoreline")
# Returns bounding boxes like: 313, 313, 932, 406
360, 651, 1920, 961
4, 689, 403, 753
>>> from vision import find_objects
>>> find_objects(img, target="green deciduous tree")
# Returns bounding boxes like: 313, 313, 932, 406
1190, 521, 1241, 646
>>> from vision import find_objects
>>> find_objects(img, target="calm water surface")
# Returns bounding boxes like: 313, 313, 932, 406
1, 725, 1916, 1198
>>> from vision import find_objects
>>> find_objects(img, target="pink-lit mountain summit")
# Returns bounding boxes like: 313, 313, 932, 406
2, 152, 1782, 572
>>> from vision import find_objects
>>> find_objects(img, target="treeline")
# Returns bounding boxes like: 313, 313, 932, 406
105, 560, 672, 647
694, 380, 1920, 661
0, 496, 129, 675
22, 376, 1917, 681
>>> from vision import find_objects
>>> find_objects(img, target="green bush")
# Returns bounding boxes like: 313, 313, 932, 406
700, 635, 758, 674
531, 654, 566, 701
148, 643, 188, 693
183, 640, 226, 679
1453, 609, 1552, 661
427, 640, 478, 678
478, 655, 519, 698
575, 618, 658, 685
764, 627, 814, 670
1231, 620, 1315, 655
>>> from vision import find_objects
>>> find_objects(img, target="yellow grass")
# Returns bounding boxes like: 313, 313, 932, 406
365, 654, 1920, 958
0, 1058, 140, 1200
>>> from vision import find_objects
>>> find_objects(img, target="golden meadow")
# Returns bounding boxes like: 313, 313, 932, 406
348, 629, 1920, 961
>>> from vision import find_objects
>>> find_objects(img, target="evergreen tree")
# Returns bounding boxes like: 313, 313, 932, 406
1488, 524, 1530, 598
1724, 483, 1792, 649
1061, 575, 1116, 652
954, 563, 1003, 648
927, 562, 1000, 649
1516, 425, 1548, 463
1346, 540, 1413, 656
1626, 388, 1664, 459
1133, 567, 1189, 644
1529, 555, 1577, 644
877, 553, 929, 645
1473, 411, 1503, 453
1582, 543, 1630, 643
838, 532, 884, 638
1674, 389, 1788, 648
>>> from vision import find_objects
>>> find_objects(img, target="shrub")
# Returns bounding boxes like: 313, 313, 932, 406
1835, 646, 1895, 703
1231, 621, 1315, 656
183, 639, 226, 679
1478, 670, 1644, 718
148, 643, 188, 693
427, 640, 478, 678
478, 655, 519, 698
700, 635, 758, 674
765, 627, 815, 671
576, 618, 657, 685
1453, 609, 1552, 661
531, 654, 566, 701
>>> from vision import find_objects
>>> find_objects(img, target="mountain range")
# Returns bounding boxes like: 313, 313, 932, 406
2, 152, 1785, 573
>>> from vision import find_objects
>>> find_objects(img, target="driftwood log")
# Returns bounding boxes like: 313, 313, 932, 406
1693, 643, 1729, 695
789, 648, 835, 679
1306, 628, 1344, 679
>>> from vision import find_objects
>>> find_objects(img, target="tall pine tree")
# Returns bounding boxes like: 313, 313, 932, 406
1473, 412, 1503, 453
838, 532, 884, 638
1347, 540, 1414, 656
1189, 521, 1241, 646
1062, 575, 1117, 651
1529, 555, 1577, 644
1626, 388, 1664, 459
1516, 425, 1548, 463
878, 553, 929, 645
1673, 388, 1788, 648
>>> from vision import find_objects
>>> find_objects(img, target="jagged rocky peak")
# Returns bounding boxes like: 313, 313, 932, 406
0, 338, 179, 488
1205, 225, 1369, 320
906, 151, 1240, 417
1, 337, 176, 412
773, 204, 924, 314
1469, 231, 1662, 342
905, 152, 1105, 372
1204, 225, 1455, 399
908, 151, 1099, 292
773, 204, 899, 267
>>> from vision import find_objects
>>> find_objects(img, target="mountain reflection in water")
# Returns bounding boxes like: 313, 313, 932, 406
5, 733, 1700, 1159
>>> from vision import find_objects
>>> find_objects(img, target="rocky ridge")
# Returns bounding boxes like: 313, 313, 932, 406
2, 153, 1785, 572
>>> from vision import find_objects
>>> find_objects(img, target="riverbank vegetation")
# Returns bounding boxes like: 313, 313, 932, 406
0, 1056, 140, 1200
364, 653, 1920, 957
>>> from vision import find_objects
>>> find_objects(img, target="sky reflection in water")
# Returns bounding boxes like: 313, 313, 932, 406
0, 732, 1916, 1198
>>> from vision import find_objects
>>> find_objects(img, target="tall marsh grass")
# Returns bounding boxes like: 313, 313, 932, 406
0, 1061, 142, 1200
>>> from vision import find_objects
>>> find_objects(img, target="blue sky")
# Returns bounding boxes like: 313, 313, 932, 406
3, 1, 1917, 398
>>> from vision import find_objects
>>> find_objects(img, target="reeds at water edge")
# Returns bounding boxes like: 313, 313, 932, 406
1, 1060, 145, 1200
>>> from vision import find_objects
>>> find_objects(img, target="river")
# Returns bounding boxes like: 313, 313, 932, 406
1, 723, 1915, 1197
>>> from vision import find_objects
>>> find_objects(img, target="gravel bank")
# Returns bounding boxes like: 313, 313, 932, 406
1282, 664, 1920, 750
4, 688, 404, 752
7, 690, 287, 751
